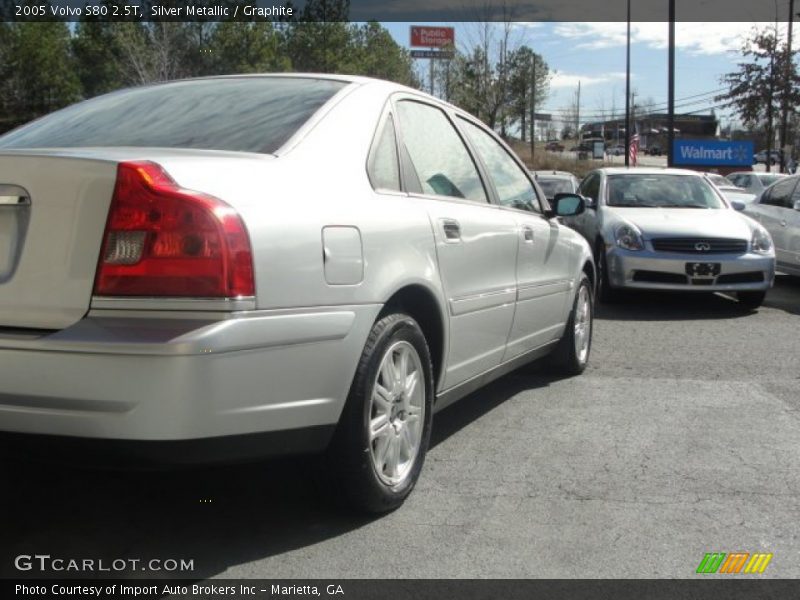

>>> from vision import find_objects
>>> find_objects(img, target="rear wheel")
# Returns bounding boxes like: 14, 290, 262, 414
327, 312, 433, 513
547, 274, 593, 375
737, 290, 766, 310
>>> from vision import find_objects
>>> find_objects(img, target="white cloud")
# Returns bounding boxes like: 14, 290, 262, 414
550, 71, 627, 89
553, 22, 777, 55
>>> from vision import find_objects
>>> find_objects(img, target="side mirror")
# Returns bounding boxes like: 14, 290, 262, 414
794, 200, 800, 211
730, 200, 746, 212
553, 193, 586, 217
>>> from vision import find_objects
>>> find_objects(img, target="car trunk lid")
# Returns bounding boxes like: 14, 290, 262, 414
0, 153, 117, 329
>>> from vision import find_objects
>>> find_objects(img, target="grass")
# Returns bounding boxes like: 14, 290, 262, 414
508, 139, 610, 179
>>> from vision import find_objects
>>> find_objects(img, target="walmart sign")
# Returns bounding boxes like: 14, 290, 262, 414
673, 140, 754, 167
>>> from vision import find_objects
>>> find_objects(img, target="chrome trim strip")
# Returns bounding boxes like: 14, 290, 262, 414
516, 280, 571, 302
449, 287, 516, 316
90, 296, 257, 312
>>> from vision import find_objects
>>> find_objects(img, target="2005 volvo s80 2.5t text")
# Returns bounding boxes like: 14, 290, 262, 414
0, 74, 595, 512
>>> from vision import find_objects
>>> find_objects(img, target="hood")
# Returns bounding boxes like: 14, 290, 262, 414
606, 207, 754, 240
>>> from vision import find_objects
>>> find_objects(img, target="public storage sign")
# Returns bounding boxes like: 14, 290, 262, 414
673, 139, 754, 167
410, 26, 455, 47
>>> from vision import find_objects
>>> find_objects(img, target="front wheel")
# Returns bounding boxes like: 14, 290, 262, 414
547, 274, 594, 375
596, 243, 620, 303
737, 290, 767, 310
326, 312, 434, 513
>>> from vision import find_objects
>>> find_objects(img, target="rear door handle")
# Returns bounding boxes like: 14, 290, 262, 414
442, 219, 461, 242
780, 220, 787, 227
522, 226, 534, 243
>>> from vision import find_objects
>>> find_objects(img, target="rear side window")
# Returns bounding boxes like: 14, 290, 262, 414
0, 78, 347, 154
579, 173, 601, 203
761, 178, 797, 208
396, 100, 487, 203
458, 117, 539, 213
368, 114, 401, 192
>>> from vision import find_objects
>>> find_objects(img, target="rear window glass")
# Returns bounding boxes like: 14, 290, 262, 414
0, 77, 348, 154
537, 178, 575, 198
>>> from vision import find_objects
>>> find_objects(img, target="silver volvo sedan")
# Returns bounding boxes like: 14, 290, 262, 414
0, 74, 595, 512
560, 168, 775, 308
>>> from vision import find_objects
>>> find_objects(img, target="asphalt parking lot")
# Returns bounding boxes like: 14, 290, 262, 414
2, 276, 799, 580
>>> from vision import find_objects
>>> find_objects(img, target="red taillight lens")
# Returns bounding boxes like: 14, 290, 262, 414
94, 161, 255, 298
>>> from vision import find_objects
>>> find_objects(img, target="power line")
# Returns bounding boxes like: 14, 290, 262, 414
540, 87, 729, 120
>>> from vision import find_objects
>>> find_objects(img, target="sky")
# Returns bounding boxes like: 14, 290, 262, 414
382, 21, 792, 130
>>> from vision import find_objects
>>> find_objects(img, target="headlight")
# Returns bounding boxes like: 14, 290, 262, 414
751, 227, 773, 255
614, 224, 645, 251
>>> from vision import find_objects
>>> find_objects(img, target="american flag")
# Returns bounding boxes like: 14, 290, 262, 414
628, 126, 640, 167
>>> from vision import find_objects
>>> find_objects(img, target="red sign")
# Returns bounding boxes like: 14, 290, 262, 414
410, 26, 455, 48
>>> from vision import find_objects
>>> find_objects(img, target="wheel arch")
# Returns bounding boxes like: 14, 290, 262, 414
379, 283, 447, 393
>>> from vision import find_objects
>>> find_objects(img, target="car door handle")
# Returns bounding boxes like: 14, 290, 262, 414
442, 219, 461, 242
780, 220, 787, 227
522, 226, 534, 243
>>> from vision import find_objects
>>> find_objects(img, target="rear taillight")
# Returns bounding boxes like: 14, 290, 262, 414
93, 161, 254, 298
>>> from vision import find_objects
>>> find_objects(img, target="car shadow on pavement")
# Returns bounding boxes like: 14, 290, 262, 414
763, 274, 800, 316
596, 289, 762, 321
0, 369, 559, 581
430, 369, 563, 449
0, 453, 374, 580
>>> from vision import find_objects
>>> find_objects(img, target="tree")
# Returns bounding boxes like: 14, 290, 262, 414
716, 27, 800, 172
507, 46, 549, 142
284, 0, 354, 73
72, 21, 126, 97
208, 22, 290, 74
0, 22, 82, 130
348, 22, 416, 86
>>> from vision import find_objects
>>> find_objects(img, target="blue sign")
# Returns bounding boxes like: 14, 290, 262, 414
673, 139, 754, 167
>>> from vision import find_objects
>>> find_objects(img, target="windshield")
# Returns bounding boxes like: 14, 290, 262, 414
606, 174, 724, 209
0, 77, 348, 154
536, 178, 574, 198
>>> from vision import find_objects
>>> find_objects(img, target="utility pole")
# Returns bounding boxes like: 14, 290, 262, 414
530, 57, 537, 162
624, 0, 631, 167
780, 0, 795, 172
429, 53, 435, 96
576, 80, 581, 142
667, 0, 676, 167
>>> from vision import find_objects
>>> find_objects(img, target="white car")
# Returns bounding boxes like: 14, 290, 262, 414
727, 171, 787, 195
0, 74, 595, 512
560, 168, 775, 308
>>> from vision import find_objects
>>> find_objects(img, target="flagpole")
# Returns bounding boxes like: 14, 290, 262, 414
667, 0, 676, 167
624, 0, 631, 168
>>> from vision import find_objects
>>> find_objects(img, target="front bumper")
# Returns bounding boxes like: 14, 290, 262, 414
0, 304, 381, 453
606, 246, 775, 292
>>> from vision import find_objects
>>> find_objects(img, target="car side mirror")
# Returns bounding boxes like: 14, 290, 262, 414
794, 200, 800, 211
553, 193, 586, 217
730, 200, 746, 212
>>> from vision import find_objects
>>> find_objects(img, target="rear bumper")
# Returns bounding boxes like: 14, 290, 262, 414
607, 247, 775, 292
0, 304, 380, 448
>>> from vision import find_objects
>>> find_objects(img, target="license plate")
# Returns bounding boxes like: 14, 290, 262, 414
685, 262, 721, 277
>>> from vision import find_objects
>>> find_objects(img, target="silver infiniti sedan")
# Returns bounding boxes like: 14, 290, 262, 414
559, 168, 775, 308
0, 74, 595, 512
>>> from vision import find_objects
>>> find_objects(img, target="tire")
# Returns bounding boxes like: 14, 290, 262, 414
547, 274, 594, 376
595, 242, 620, 303
326, 312, 434, 513
737, 290, 767, 310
